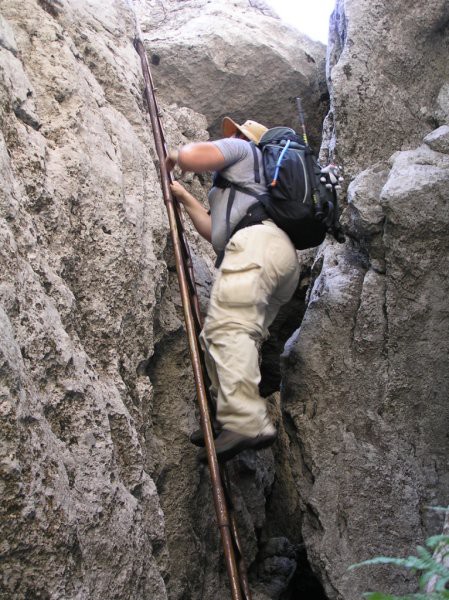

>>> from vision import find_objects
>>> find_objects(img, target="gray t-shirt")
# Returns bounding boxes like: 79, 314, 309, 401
208, 138, 267, 253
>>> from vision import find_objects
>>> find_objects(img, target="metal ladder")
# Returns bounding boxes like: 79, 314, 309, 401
133, 30, 253, 600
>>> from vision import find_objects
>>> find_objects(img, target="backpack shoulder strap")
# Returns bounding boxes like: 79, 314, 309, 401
213, 142, 261, 191
249, 142, 261, 184
213, 142, 265, 267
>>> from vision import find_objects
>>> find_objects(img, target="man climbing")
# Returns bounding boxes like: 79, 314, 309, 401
166, 118, 300, 461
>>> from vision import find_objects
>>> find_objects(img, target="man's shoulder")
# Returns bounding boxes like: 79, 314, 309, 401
213, 138, 253, 166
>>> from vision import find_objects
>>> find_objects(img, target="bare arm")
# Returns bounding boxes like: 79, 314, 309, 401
165, 141, 226, 242
166, 142, 226, 173
170, 181, 211, 242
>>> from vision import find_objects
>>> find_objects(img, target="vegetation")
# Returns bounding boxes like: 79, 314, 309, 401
350, 509, 449, 600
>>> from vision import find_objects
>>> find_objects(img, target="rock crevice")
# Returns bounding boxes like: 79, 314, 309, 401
1, 1, 449, 599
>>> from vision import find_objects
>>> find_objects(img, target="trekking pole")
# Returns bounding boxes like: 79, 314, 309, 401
295, 97, 325, 219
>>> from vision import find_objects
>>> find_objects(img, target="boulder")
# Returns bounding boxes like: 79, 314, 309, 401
138, 0, 328, 147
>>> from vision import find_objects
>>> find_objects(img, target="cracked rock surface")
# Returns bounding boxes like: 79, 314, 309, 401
0, 1, 210, 597
137, 0, 328, 147
278, 3, 449, 599
1, 1, 449, 600
0, 1, 323, 599
283, 74, 449, 600
321, 0, 449, 175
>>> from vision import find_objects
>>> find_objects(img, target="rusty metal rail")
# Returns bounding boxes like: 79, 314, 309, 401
133, 30, 252, 600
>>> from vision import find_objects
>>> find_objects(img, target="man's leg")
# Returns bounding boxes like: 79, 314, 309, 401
199, 222, 299, 459
202, 326, 274, 437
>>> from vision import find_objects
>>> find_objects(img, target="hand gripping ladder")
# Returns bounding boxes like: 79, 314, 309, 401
132, 31, 252, 600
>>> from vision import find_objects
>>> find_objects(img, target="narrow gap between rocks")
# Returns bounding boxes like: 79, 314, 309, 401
284, 546, 329, 600
248, 263, 330, 599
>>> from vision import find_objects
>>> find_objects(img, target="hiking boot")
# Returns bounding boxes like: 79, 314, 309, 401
197, 428, 277, 463
189, 425, 221, 447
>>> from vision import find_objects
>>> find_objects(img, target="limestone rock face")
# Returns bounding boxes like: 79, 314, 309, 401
0, 1, 210, 597
284, 134, 449, 599
2, 1, 449, 600
282, 2, 449, 591
322, 0, 449, 174
0, 1, 303, 599
136, 0, 328, 146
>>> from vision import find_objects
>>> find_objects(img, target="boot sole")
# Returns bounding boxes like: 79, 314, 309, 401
198, 433, 276, 463
190, 428, 220, 447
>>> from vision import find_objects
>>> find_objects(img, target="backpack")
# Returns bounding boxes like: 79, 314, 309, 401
213, 127, 344, 266
256, 126, 344, 250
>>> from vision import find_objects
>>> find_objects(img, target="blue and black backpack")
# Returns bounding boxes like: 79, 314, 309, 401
258, 126, 345, 249
215, 126, 345, 255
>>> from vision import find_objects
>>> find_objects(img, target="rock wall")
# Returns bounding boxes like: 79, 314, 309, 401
1, 0, 448, 600
322, 0, 449, 175
282, 1, 449, 598
0, 1, 325, 599
0, 1, 205, 597
137, 0, 328, 147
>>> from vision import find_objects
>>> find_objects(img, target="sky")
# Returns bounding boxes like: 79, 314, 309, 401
265, 0, 336, 44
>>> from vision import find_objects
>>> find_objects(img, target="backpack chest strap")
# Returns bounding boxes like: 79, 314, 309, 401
250, 142, 261, 183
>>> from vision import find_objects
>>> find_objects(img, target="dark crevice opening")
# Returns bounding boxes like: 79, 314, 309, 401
251, 537, 329, 600
282, 546, 328, 600
259, 266, 312, 397
251, 257, 329, 599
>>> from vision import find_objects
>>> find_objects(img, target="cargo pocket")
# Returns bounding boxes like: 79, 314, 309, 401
217, 262, 266, 307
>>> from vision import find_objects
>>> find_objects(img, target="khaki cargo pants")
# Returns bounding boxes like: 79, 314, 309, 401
200, 221, 300, 437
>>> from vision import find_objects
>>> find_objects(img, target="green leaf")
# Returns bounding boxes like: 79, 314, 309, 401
352, 521, 449, 600
416, 545, 433, 561
396, 555, 428, 570
397, 595, 449, 599
434, 576, 449, 592
426, 535, 449, 551
419, 569, 434, 589
426, 506, 449, 514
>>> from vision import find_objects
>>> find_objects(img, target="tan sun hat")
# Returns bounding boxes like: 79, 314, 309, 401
222, 117, 268, 144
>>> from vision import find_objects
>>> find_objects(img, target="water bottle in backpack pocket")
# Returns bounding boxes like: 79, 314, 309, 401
214, 126, 344, 265
258, 127, 338, 250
